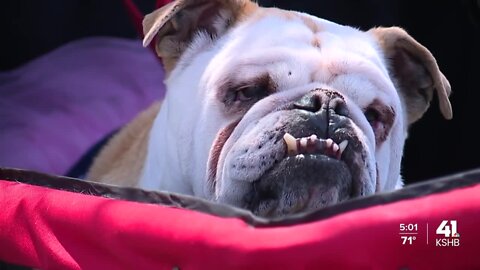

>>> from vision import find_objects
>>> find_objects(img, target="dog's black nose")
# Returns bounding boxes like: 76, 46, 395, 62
294, 89, 349, 117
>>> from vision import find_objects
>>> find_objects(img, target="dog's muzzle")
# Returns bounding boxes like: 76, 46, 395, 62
236, 89, 368, 217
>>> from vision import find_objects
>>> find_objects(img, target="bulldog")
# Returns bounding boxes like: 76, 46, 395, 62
87, 0, 453, 217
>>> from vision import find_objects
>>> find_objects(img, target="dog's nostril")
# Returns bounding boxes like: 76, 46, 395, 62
294, 94, 323, 112
333, 101, 349, 117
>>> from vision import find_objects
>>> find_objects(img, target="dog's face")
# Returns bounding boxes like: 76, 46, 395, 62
141, 0, 452, 217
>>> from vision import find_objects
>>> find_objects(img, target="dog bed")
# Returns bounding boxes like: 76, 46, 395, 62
0, 167, 479, 269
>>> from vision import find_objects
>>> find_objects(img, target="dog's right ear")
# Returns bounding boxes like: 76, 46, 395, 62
369, 27, 453, 124
142, 0, 257, 71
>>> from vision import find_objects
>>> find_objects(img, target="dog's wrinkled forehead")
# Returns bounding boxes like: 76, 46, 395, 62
234, 10, 382, 60
203, 10, 395, 109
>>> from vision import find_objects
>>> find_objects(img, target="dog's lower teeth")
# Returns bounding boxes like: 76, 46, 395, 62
300, 137, 308, 148
283, 132, 298, 155
283, 133, 348, 159
325, 138, 333, 148
332, 143, 339, 153
338, 140, 349, 155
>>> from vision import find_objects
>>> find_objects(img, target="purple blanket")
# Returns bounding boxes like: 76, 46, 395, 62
0, 37, 165, 175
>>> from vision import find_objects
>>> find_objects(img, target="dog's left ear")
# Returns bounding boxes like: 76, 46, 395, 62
142, 0, 257, 72
369, 27, 453, 124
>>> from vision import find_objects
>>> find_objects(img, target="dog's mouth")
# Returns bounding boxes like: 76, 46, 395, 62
210, 118, 370, 218
241, 129, 363, 217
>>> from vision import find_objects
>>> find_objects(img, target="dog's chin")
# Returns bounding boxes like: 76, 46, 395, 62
246, 154, 353, 217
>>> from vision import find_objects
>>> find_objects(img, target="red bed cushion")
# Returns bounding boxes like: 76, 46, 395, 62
0, 168, 479, 269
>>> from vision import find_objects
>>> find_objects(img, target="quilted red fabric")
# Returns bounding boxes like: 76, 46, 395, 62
0, 179, 479, 269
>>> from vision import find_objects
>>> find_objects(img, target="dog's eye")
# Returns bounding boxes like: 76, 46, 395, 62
364, 104, 395, 145
364, 108, 382, 129
220, 74, 275, 114
235, 85, 267, 102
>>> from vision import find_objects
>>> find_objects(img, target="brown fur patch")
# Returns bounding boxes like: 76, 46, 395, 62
300, 16, 321, 33
311, 37, 321, 48
207, 119, 241, 192
367, 99, 395, 145
87, 102, 161, 186
161, 58, 177, 73
247, 7, 295, 23
146, 0, 259, 74
236, 0, 259, 22
368, 27, 452, 122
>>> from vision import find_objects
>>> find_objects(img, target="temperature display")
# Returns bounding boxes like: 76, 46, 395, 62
399, 223, 418, 245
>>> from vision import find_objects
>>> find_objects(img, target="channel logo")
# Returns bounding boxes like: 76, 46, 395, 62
435, 220, 460, 247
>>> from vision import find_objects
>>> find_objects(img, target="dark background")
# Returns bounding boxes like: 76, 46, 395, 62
1, 0, 479, 184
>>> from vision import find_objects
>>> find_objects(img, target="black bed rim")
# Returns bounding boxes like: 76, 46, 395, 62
1, 167, 479, 227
